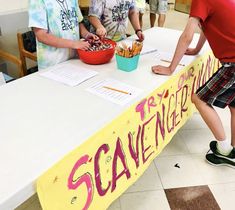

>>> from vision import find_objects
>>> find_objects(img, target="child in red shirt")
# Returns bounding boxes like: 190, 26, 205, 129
152, 0, 235, 168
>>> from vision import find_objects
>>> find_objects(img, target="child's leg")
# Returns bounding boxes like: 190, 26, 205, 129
157, 0, 167, 27
158, 14, 166, 27
150, 13, 156, 27
139, 13, 144, 29
229, 106, 235, 147
192, 93, 226, 141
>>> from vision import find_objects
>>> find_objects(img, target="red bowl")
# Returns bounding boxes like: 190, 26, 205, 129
77, 39, 116, 65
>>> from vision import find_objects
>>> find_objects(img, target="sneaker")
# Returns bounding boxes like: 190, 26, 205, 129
209, 141, 235, 159
208, 141, 235, 167
206, 153, 235, 169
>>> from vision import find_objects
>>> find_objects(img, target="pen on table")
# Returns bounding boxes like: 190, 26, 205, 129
141, 49, 158, 55
160, 59, 185, 66
103, 86, 132, 95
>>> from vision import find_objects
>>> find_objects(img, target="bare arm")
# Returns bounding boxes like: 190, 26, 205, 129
33, 27, 90, 50
128, 8, 144, 41
79, 22, 99, 40
185, 31, 206, 55
88, 16, 106, 38
128, 8, 141, 31
152, 17, 200, 75
79, 22, 90, 38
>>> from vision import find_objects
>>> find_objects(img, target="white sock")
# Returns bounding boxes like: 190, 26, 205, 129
217, 139, 233, 155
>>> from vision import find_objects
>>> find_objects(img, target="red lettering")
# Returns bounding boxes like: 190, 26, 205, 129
128, 126, 141, 168
167, 94, 175, 133
180, 85, 188, 118
111, 138, 131, 192
155, 104, 165, 147
141, 116, 155, 163
94, 144, 111, 196
147, 96, 157, 113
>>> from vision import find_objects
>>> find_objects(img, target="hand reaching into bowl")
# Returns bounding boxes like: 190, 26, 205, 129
84, 37, 114, 51
72, 33, 99, 50
73, 40, 90, 50
84, 32, 100, 41
96, 26, 107, 40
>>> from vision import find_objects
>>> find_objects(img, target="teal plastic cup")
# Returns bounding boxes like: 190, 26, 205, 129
115, 54, 140, 72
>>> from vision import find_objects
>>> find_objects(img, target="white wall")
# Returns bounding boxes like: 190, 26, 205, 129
0, 0, 28, 15
0, 0, 30, 77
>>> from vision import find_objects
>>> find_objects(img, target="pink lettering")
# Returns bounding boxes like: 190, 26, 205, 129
68, 155, 93, 210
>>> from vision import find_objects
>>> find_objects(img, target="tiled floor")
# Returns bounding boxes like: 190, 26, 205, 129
107, 108, 234, 210
16, 6, 234, 210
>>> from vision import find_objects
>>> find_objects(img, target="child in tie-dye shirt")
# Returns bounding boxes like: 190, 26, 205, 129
88, 0, 144, 42
28, 0, 97, 69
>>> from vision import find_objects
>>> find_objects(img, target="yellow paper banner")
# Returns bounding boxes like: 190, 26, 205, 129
37, 50, 219, 210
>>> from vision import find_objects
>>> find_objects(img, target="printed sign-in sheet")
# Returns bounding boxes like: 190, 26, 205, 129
40, 62, 98, 86
156, 51, 197, 66
86, 78, 143, 105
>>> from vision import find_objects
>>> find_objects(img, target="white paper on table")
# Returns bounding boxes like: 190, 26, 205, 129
140, 45, 158, 55
0, 72, 6, 86
40, 62, 98, 86
156, 51, 196, 66
86, 78, 143, 106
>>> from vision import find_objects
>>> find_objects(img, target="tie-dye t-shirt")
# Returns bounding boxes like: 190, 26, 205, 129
89, 0, 135, 41
28, 0, 83, 69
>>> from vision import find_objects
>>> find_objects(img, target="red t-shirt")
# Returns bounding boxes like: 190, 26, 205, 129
190, 0, 235, 62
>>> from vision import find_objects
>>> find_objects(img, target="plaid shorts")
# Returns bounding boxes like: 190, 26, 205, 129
196, 62, 235, 108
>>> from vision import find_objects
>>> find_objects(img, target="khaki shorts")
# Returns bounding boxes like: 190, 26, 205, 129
136, 7, 145, 14
149, 0, 168, 14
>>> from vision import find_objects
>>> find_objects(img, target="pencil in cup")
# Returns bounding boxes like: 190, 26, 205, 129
115, 41, 143, 58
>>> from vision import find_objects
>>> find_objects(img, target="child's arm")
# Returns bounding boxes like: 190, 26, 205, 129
88, 0, 106, 39
152, 17, 200, 75
79, 22, 99, 40
88, 16, 106, 39
128, 8, 144, 41
33, 28, 90, 50
185, 31, 207, 55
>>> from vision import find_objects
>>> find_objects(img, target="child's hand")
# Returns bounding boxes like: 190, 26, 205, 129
152, 65, 172, 75
74, 40, 90, 50
85, 33, 99, 41
96, 26, 106, 40
136, 30, 144, 42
